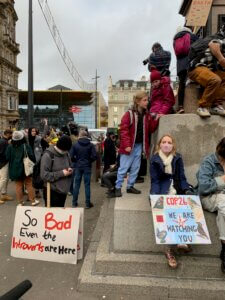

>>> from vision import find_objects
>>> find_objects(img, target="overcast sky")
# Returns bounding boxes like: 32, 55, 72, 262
15, 0, 185, 100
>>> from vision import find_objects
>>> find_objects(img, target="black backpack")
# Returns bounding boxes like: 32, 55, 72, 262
188, 34, 221, 69
32, 150, 54, 189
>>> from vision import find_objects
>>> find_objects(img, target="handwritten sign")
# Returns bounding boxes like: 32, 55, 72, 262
11, 207, 82, 264
150, 195, 211, 245
186, 0, 213, 27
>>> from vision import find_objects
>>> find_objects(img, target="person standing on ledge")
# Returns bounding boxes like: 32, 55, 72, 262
115, 91, 158, 197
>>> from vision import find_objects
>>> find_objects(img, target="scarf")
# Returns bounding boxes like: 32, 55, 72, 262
158, 150, 173, 174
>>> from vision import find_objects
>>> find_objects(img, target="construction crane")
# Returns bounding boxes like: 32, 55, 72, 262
38, 0, 95, 91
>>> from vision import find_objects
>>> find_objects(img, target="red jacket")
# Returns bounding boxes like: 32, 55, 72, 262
150, 77, 175, 115
119, 110, 158, 158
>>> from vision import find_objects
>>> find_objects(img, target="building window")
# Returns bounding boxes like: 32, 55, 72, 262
116, 82, 120, 88
113, 117, 118, 127
8, 96, 17, 110
114, 94, 118, 101
124, 94, 128, 101
124, 82, 129, 88
113, 106, 118, 113
133, 82, 137, 88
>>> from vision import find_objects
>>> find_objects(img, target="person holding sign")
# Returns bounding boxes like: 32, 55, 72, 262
40, 135, 73, 207
150, 134, 191, 269
197, 137, 225, 273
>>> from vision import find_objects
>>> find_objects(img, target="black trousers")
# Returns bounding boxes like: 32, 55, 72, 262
102, 171, 117, 190
178, 70, 187, 107
43, 187, 67, 207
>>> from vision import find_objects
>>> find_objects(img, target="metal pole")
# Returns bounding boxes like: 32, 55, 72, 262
59, 88, 63, 128
92, 70, 100, 128
28, 0, 34, 128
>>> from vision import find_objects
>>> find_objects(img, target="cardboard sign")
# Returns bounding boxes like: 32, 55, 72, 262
76, 207, 84, 260
186, 0, 213, 27
11, 207, 81, 264
150, 195, 211, 245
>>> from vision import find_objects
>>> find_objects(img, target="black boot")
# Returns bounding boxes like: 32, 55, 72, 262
115, 188, 122, 197
127, 187, 141, 194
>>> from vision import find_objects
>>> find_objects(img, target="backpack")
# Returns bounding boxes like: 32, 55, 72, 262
188, 34, 221, 69
174, 33, 191, 57
32, 150, 54, 189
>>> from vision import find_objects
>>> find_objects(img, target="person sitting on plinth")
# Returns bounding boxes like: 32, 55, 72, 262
197, 137, 225, 273
188, 24, 225, 118
150, 134, 191, 269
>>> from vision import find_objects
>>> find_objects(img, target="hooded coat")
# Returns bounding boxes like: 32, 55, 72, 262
150, 76, 175, 115
40, 146, 72, 194
173, 27, 198, 75
70, 137, 97, 170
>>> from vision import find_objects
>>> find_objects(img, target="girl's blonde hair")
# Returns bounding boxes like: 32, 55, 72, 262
132, 91, 148, 111
155, 134, 176, 155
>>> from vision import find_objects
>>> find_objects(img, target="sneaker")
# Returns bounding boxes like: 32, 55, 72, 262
18, 202, 25, 206
196, 107, 211, 117
176, 107, 185, 114
0, 200, 5, 204
220, 249, 225, 273
127, 187, 141, 194
85, 202, 94, 209
72, 203, 78, 208
1, 194, 13, 201
31, 199, 40, 206
210, 105, 225, 116
115, 188, 122, 197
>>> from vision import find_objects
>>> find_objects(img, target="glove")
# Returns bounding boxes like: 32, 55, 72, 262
143, 59, 148, 66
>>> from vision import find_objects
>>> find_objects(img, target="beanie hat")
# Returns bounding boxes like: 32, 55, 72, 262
56, 135, 72, 151
150, 69, 161, 83
12, 130, 24, 141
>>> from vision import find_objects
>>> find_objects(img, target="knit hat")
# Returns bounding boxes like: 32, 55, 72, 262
150, 69, 161, 83
12, 130, 24, 141
56, 135, 72, 151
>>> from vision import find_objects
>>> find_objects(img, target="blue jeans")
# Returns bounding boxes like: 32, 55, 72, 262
115, 143, 142, 189
72, 168, 91, 207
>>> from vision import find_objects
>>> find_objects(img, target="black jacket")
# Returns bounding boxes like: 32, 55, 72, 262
104, 138, 116, 168
173, 30, 198, 75
70, 138, 97, 170
0, 137, 9, 169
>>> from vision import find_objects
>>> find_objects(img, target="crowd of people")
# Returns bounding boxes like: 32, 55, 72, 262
1, 23, 225, 276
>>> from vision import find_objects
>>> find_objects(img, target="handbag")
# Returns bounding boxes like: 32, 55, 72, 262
23, 144, 35, 177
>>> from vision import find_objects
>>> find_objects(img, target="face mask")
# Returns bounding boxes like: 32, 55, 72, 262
160, 143, 173, 154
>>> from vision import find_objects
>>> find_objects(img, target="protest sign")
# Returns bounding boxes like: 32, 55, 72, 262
76, 207, 84, 260
186, 0, 213, 27
150, 195, 211, 245
11, 207, 81, 264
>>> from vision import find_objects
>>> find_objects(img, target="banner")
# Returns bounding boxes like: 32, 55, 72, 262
186, 0, 213, 27
150, 195, 211, 245
11, 207, 82, 264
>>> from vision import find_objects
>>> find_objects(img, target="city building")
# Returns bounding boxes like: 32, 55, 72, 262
179, 0, 225, 37
18, 85, 107, 129
0, 0, 21, 130
108, 76, 151, 127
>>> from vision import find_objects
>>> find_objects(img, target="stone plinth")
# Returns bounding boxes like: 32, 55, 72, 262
183, 83, 201, 114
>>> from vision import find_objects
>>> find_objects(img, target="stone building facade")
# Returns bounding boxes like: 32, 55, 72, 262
0, 0, 21, 131
108, 76, 151, 128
